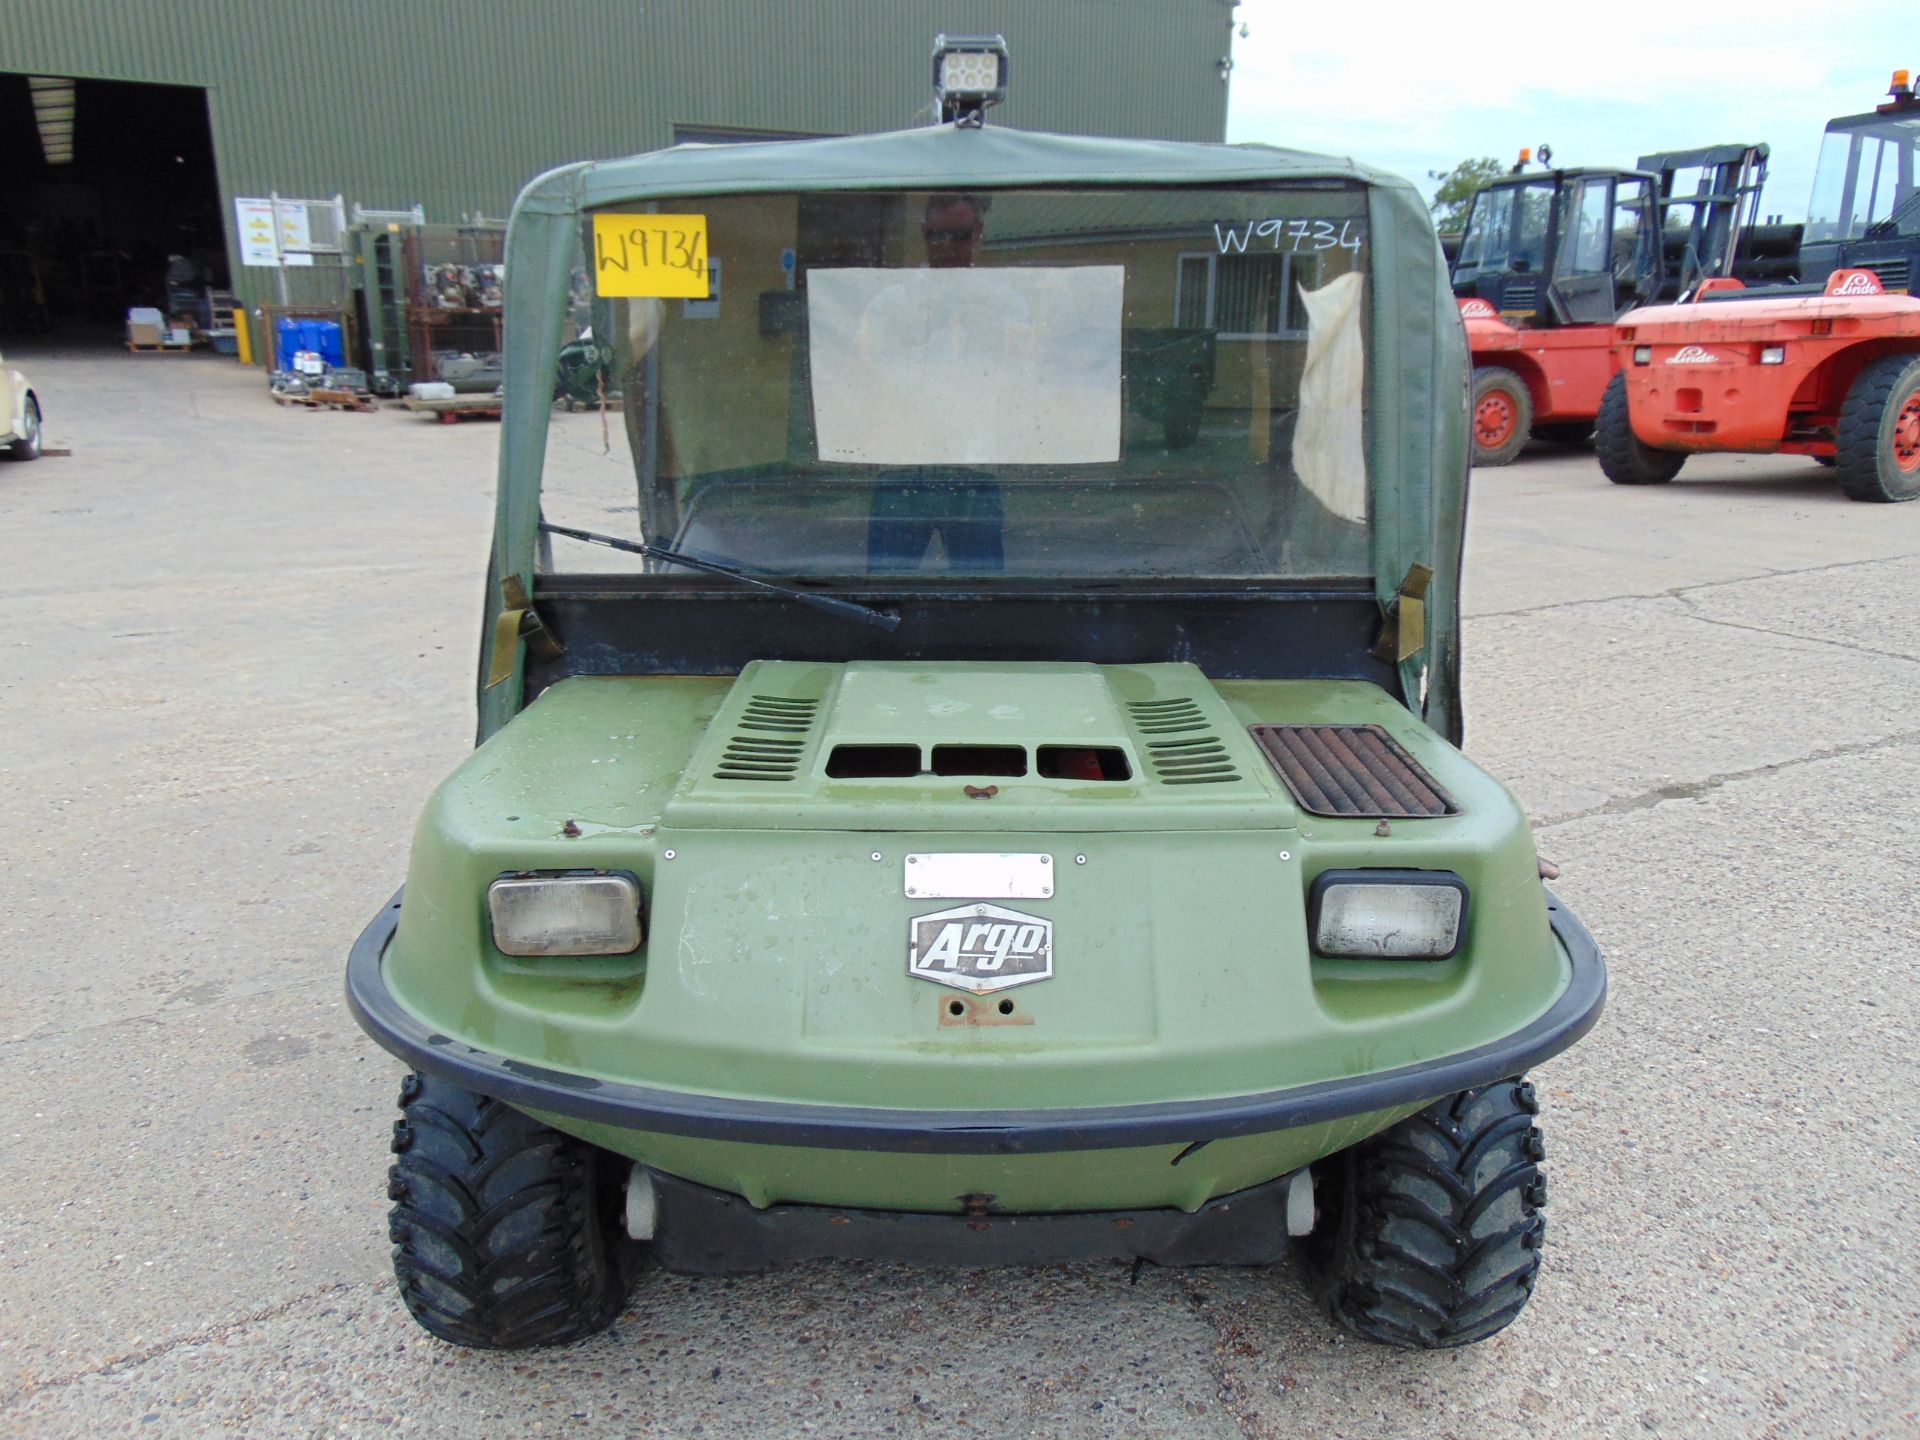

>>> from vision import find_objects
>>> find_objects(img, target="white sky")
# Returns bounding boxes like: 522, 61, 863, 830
1223, 1, 1916, 223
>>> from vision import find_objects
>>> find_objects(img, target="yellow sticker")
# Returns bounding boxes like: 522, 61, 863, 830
592, 213, 710, 298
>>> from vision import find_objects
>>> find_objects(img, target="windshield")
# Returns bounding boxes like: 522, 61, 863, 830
538, 185, 1373, 583
1805, 113, 1920, 242
1455, 179, 1553, 274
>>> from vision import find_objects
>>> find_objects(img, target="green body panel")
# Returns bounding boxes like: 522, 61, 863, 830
382, 664, 1563, 1212
532, 1107, 1428, 1214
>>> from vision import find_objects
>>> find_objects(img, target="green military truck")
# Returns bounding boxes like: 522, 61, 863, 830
347, 75, 1605, 1354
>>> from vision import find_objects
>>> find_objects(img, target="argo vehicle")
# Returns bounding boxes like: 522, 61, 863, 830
1598, 73, 1920, 500
1452, 143, 1773, 465
346, 45, 1607, 1353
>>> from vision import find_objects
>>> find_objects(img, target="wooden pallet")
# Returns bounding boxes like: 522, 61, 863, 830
309, 388, 377, 412
403, 396, 504, 424
271, 388, 376, 413
126, 341, 194, 354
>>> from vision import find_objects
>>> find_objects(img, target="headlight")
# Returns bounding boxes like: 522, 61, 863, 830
937, 47, 1004, 95
1309, 870, 1468, 960
488, 872, 644, 957
1633, 346, 1652, 366
931, 32, 1009, 120
1759, 345, 1786, 365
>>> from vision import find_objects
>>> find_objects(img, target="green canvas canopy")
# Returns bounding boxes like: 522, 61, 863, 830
483, 123, 1469, 743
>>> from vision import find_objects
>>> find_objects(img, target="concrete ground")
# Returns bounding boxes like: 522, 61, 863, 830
1, 345, 1916, 1439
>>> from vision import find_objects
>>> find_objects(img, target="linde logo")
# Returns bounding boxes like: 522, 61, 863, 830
1459, 299, 1497, 319
1668, 345, 1723, 365
1829, 270, 1883, 296
907, 903, 1052, 993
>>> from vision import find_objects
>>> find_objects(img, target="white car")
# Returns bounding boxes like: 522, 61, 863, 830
3, 354, 42, 461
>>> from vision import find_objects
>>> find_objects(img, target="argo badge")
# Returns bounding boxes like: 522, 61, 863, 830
908, 903, 1053, 993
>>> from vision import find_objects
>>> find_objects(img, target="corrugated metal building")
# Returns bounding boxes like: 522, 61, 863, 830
0, 1, 1236, 332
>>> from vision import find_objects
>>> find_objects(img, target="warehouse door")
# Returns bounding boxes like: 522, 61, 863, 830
0, 73, 224, 336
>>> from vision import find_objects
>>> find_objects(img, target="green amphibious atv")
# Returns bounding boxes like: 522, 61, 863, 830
347, 88, 1605, 1354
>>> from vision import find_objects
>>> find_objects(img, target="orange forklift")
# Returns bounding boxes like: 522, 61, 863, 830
1598, 72, 1920, 501
1452, 143, 1775, 464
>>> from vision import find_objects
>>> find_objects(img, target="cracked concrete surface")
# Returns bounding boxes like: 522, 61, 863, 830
1530, 725, 1920, 830
3, 354, 1918, 1438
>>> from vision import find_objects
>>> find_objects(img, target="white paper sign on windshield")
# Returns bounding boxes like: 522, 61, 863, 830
807, 266, 1123, 465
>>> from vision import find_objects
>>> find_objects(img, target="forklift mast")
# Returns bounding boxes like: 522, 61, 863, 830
1635, 143, 1773, 295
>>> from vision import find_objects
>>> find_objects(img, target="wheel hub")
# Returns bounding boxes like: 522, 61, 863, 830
1894, 391, 1920, 473
1474, 392, 1517, 448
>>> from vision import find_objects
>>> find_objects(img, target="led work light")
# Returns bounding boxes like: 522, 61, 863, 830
933, 33, 1009, 126
488, 872, 644, 957
1308, 870, 1468, 961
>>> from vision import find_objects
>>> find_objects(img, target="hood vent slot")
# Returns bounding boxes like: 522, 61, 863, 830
738, 695, 819, 734
1128, 697, 1208, 735
1128, 699, 1239, 784
1249, 723, 1455, 818
1143, 737, 1239, 784
714, 694, 820, 781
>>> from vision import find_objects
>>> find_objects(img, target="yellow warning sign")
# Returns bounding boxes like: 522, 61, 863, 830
592, 214, 710, 298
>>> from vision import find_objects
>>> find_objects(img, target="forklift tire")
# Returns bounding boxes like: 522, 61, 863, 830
1833, 353, 1920, 503
386, 1072, 638, 1349
1307, 1077, 1547, 1349
1470, 368, 1531, 467
1595, 373, 1684, 485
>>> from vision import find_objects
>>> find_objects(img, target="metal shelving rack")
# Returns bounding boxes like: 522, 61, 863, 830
402, 224, 506, 388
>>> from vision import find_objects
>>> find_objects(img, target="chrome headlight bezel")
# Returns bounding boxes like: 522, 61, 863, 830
1307, 868, 1469, 961
487, 870, 646, 958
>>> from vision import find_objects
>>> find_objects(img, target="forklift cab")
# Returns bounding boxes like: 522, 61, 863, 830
1801, 75, 1920, 292
1452, 164, 1660, 324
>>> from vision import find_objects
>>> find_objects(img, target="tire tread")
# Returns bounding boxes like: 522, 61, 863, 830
386, 1073, 634, 1349
1833, 353, 1920, 502
1595, 372, 1684, 485
1314, 1078, 1548, 1349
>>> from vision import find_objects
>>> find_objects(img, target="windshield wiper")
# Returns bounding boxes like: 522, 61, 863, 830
1864, 189, 1920, 240
539, 522, 901, 631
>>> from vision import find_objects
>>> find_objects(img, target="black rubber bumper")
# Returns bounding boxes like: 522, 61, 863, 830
346, 888, 1605, 1155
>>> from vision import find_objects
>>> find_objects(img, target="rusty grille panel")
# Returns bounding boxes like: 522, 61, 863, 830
1248, 724, 1456, 818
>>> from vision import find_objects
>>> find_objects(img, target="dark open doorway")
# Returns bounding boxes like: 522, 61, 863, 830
0, 74, 225, 336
